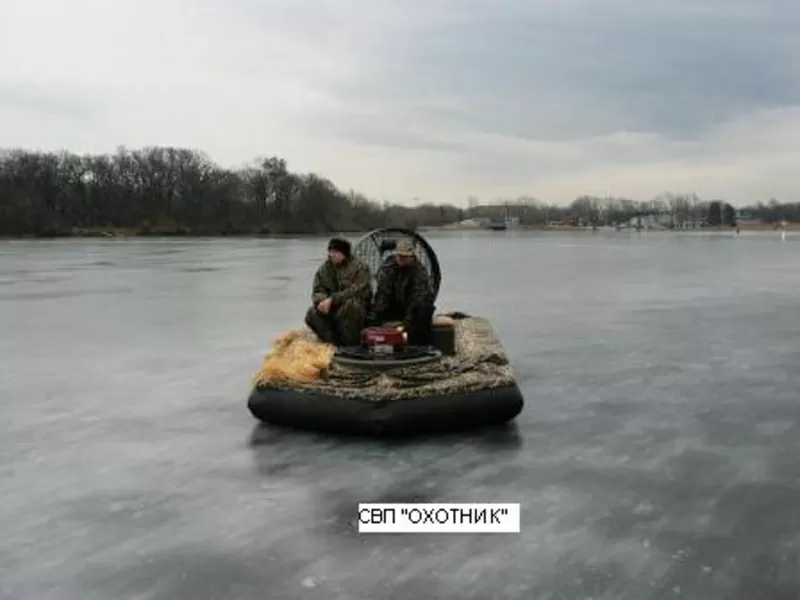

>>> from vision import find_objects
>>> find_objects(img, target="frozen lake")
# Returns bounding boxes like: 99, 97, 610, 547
1, 230, 799, 599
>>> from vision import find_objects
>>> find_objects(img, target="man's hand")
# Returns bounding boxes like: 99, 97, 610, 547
317, 297, 333, 314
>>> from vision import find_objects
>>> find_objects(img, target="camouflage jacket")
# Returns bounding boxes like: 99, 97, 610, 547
311, 256, 372, 309
372, 258, 434, 320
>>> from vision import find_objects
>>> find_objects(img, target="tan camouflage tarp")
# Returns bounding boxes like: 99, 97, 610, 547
252, 316, 516, 402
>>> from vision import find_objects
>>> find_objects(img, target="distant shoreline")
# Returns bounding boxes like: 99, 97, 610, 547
1, 220, 797, 240
0, 228, 364, 240
419, 220, 799, 233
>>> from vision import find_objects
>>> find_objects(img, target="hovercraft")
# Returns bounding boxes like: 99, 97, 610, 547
247, 228, 524, 436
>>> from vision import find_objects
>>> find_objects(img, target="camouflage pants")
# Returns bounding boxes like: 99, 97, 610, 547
305, 299, 367, 347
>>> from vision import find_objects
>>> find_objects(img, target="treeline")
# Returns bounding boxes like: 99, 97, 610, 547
469, 194, 741, 228
0, 147, 463, 236
0, 146, 798, 237
471, 194, 800, 227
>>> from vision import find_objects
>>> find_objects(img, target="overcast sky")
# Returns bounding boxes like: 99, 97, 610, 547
1, 0, 798, 206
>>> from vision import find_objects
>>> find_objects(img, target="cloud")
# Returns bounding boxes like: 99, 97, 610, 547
0, 0, 798, 205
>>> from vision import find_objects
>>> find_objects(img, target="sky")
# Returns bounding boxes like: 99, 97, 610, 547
1, 0, 798, 206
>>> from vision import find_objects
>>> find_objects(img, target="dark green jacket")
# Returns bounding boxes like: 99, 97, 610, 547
372, 258, 434, 320
311, 256, 372, 309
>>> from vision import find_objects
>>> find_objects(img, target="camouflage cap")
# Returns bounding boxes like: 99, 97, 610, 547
393, 238, 416, 257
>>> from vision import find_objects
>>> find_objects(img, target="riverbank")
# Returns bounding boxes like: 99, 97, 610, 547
3, 220, 798, 239
421, 219, 800, 233
735, 219, 800, 231
0, 226, 365, 240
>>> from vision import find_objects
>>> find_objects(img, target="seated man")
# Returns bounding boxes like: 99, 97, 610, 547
371, 238, 436, 345
305, 237, 372, 346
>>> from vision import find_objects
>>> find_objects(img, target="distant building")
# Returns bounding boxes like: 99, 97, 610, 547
623, 213, 672, 230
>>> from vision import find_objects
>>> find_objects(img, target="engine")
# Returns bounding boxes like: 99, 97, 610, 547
361, 326, 407, 355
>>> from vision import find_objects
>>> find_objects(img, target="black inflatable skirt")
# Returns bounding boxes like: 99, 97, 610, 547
247, 383, 524, 436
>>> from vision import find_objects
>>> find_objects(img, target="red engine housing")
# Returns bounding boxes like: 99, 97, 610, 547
361, 326, 406, 347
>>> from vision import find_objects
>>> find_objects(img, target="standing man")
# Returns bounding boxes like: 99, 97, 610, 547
305, 237, 372, 346
372, 238, 436, 345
